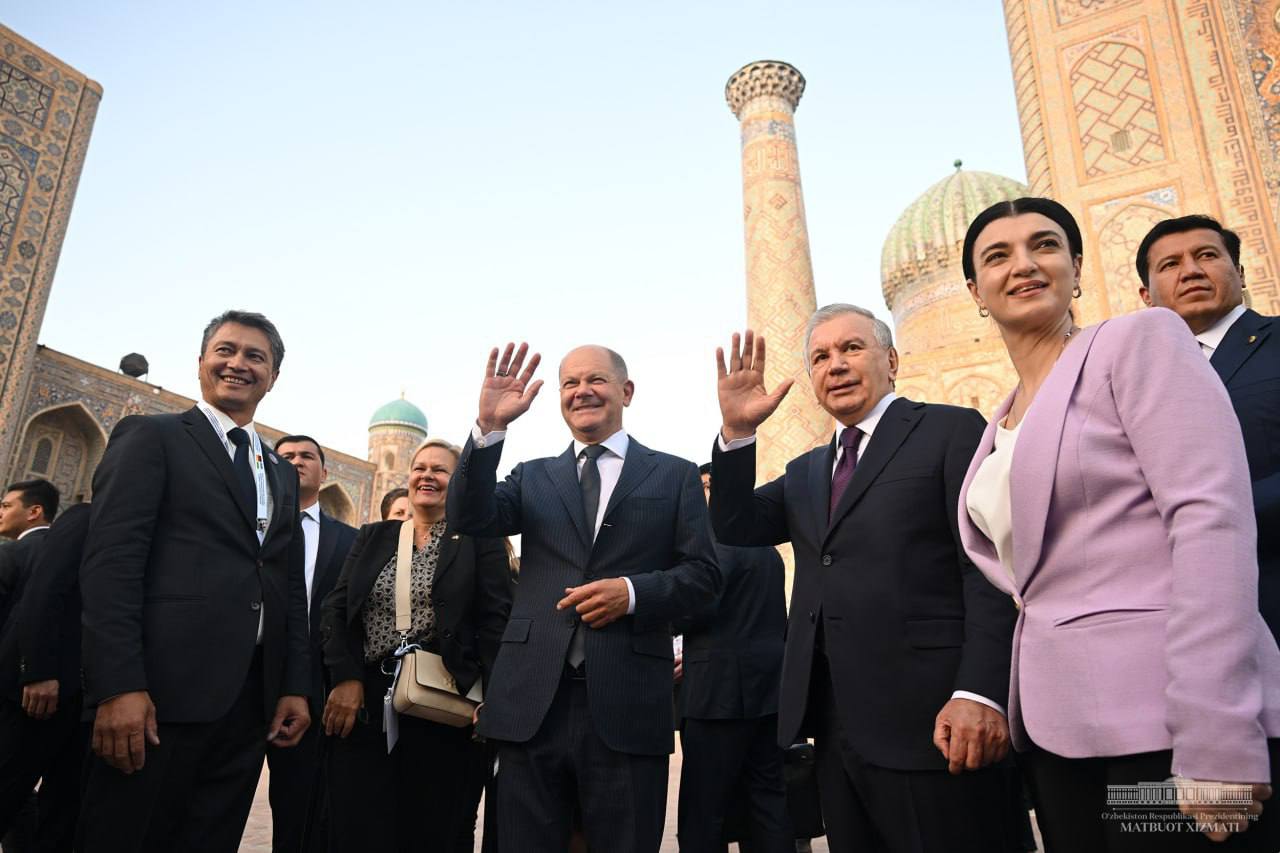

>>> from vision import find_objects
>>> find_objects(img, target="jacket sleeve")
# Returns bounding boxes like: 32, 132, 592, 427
708, 438, 790, 547
628, 461, 723, 630
1112, 308, 1268, 782
281, 472, 311, 699
321, 524, 374, 687
446, 437, 524, 537
80, 416, 166, 703
471, 536, 514, 686
19, 505, 90, 686
945, 409, 1017, 704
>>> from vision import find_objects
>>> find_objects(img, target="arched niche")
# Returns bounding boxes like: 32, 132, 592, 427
318, 482, 357, 526
13, 402, 108, 504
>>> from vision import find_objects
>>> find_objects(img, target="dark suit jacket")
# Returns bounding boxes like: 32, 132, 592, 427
0, 527, 50, 699
81, 407, 310, 723
11, 505, 90, 699
448, 435, 720, 756
711, 397, 1017, 771
305, 511, 356, 716
1210, 308, 1280, 637
677, 541, 786, 722
321, 518, 512, 710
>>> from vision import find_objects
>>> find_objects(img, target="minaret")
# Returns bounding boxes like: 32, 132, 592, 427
725, 61, 832, 485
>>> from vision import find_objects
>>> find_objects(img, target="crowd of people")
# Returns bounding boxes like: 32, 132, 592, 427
0, 204, 1275, 853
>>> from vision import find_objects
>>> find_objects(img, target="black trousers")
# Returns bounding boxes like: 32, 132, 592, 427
1022, 738, 1280, 853
677, 715, 792, 853
494, 672, 668, 853
810, 650, 1013, 853
0, 694, 86, 853
266, 719, 324, 853
76, 651, 267, 853
325, 666, 488, 853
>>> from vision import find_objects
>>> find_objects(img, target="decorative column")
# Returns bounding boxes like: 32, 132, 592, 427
725, 61, 832, 486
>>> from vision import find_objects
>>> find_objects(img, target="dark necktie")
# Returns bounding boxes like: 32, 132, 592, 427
829, 427, 863, 520
227, 427, 257, 514
568, 444, 608, 668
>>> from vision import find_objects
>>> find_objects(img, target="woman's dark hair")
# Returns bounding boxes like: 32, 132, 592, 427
962, 197, 1084, 282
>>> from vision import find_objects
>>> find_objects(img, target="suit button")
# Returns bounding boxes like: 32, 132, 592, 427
256, 560, 264, 569
808, 611, 816, 623
443, 629, 453, 640
250, 601, 261, 611
821, 555, 832, 566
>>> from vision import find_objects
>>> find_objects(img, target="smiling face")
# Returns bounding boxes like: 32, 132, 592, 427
807, 312, 898, 426
408, 446, 455, 518
967, 212, 1081, 334
276, 439, 327, 504
1139, 229, 1245, 334
197, 322, 277, 423
558, 346, 633, 444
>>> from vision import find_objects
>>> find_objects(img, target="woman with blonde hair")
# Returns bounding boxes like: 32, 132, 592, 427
321, 437, 512, 851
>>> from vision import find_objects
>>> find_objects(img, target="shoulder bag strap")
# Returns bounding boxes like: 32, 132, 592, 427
395, 519, 414, 636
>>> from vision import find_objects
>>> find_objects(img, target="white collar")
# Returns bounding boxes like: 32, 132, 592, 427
197, 400, 256, 437
573, 429, 629, 461
17, 525, 49, 540
835, 391, 897, 446
300, 500, 320, 523
1195, 303, 1248, 352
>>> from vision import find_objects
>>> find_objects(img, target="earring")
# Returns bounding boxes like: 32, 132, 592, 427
978, 306, 990, 318
1072, 284, 1082, 298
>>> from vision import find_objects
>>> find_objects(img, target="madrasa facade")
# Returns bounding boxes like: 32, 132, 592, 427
0, 22, 424, 524
4, 2, 1280, 521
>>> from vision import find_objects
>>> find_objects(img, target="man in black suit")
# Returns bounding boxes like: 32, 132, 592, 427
78, 310, 312, 853
448, 342, 720, 853
710, 307, 1018, 853
1137, 214, 1280, 640
0, 501, 88, 853
0, 478, 59, 847
676, 464, 791, 853
270, 434, 356, 852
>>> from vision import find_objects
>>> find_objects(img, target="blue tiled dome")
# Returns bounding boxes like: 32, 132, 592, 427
369, 397, 428, 433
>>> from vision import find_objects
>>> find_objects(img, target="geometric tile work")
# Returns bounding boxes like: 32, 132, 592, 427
1070, 40, 1167, 177
0, 142, 31, 262
0, 60, 52, 128
1054, 0, 1141, 26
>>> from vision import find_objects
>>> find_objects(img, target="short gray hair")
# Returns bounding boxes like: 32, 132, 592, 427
201, 310, 285, 372
802, 304, 893, 373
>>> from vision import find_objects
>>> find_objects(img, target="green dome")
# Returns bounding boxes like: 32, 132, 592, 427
881, 162, 1028, 305
369, 397, 428, 434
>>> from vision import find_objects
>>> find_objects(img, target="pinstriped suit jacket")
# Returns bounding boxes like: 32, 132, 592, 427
448, 434, 720, 756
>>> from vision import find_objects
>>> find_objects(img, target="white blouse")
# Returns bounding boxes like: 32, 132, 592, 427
966, 419, 1022, 585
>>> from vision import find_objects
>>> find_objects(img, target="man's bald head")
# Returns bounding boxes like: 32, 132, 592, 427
559, 345, 628, 382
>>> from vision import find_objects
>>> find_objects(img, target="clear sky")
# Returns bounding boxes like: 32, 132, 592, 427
9, 1, 1028, 472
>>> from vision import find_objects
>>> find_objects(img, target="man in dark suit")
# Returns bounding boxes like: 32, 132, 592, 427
1137, 214, 1280, 640
78, 310, 312, 853
448, 342, 720, 853
676, 464, 791, 853
0, 478, 59, 847
271, 434, 356, 853
710, 308, 1018, 853
0, 501, 88, 853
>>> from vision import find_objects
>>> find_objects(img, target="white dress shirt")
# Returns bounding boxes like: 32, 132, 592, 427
472, 424, 638, 613
197, 400, 269, 642
300, 501, 321, 615
16, 525, 49, 541
716, 391, 1005, 717
1194, 303, 1247, 359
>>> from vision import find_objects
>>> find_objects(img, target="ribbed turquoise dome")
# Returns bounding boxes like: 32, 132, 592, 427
369, 397, 428, 433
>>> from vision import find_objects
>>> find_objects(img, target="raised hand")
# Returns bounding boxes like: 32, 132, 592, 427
716, 330, 794, 441
478, 342, 544, 433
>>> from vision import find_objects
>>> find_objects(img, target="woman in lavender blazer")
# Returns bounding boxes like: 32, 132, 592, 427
956, 197, 1280, 851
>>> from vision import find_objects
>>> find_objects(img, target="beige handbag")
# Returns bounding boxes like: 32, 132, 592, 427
389, 520, 482, 728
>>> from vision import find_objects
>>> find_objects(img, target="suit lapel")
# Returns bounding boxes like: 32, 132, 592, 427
1210, 309, 1271, 386
347, 523, 397, 625
808, 439, 836, 545
310, 513, 340, 635
546, 445, 592, 548
433, 525, 462, 587
182, 407, 255, 531
261, 447, 286, 546
602, 439, 657, 519
826, 398, 923, 538
1009, 323, 1101, 591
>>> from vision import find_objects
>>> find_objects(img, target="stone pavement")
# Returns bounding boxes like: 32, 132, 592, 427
238, 743, 833, 852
